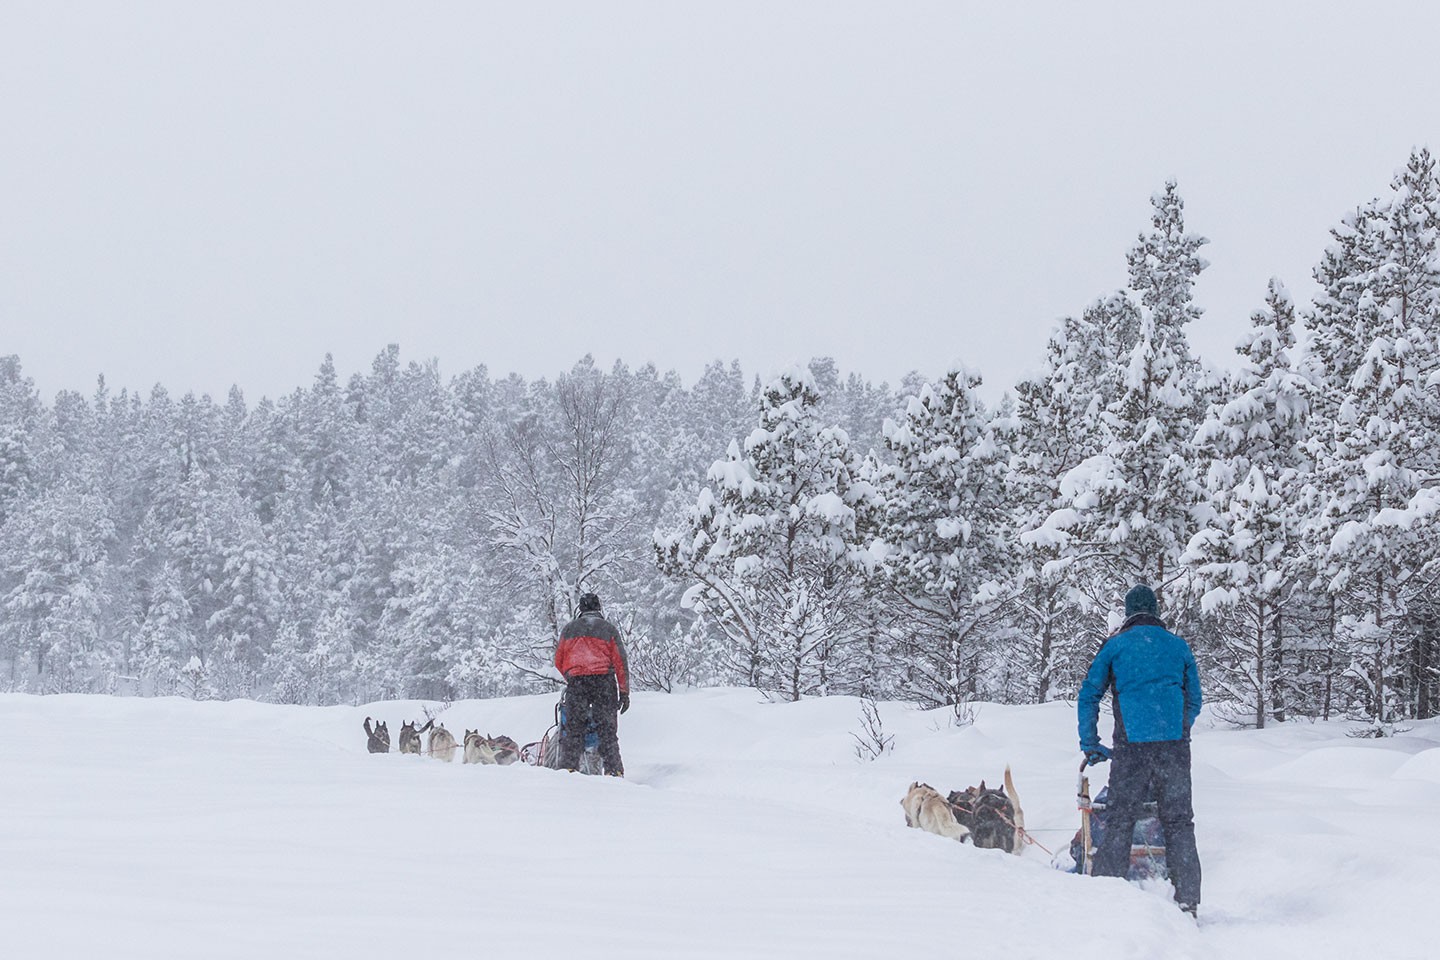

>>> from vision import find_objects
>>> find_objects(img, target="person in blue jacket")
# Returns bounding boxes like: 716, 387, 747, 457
1078, 584, 1203, 916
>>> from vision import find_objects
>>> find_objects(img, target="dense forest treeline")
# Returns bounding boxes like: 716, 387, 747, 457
4, 149, 1439, 731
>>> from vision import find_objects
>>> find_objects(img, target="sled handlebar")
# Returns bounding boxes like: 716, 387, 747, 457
1077, 758, 1092, 809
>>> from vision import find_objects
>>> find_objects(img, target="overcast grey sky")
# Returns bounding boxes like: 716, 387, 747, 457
2, 2, 1437, 403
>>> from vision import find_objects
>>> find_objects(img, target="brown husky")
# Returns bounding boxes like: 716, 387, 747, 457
363, 717, 390, 754
947, 767, 1026, 854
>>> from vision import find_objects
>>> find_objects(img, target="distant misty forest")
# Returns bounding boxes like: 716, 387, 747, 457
3, 149, 1439, 732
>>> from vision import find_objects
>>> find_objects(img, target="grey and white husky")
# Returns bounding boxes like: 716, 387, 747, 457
427, 722, 457, 762
363, 717, 390, 754
463, 731, 521, 765
398, 720, 426, 755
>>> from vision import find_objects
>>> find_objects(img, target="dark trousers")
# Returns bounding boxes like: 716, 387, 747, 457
559, 673, 624, 776
1094, 739, 1202, 905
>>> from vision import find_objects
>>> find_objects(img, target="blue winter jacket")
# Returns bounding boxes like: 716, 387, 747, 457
1078, 615, 1202, 751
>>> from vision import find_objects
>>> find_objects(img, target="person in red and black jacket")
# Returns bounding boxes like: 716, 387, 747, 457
554, 591, 630, 776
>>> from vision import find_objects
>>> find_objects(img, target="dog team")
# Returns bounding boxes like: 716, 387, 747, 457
901, 767, 1026, 853
363, 716, 519, 765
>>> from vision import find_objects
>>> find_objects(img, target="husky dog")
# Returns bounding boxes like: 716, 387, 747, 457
463, 731, 521, 765
363, 717, 390, 754
398, 720, 425, 755
901, 782, 971, 843
427, 722, 458, 762
947, 766, 1026, 854
486, 734, 520, 766
463, 729, 490, 764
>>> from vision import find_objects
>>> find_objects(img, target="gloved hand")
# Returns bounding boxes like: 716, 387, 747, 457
1083, 745, 1112, 766
619, 692, 630, 715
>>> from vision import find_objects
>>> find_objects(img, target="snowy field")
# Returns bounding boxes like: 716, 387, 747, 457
3, 690, 1437, 960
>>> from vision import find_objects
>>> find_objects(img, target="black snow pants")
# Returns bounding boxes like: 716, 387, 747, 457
1093, 739, 1202, 905
559, 673, 624, 776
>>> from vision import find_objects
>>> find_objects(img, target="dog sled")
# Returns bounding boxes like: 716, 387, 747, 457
521, 697, 604, 775
1065, 758, 1167, 881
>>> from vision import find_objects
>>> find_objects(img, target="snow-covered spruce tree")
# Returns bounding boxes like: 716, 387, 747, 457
865, 365, 1010, 714
1006, 312, 1119, 702
352, 346, 459, 484
1183, 279, 1314, 727
1048, 183, 1209, 610
0, 483, 117, 692
266, 621, 313, 705
379, 537, 487, 700
1127, 181, 1208, 377
1303, 149, 1440, 729
1295, 208, 1389, 719
145, 413, 238, 695
807, 356, 900, 460
130, 559, 197, 696
264, 486, 367, 701
1379, 149, 1440, 722
298, 354, 353, 507
656, 367, 874, 700
201, 477, 283, 698
242, 397, 293, 527
793, 357, 900, 698
0, 357, 40, 529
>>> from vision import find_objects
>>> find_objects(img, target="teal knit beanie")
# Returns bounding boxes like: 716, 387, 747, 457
1124, 584, 1159, 618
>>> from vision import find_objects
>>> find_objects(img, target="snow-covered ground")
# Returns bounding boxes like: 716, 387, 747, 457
3, 690, 1437, 959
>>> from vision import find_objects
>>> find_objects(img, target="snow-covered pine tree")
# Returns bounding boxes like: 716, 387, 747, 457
1008, 312, 1118, 701
865, 365, 1009, 714
1184, 278, 1314, 727
1304, 149, 1440, 730
656, 367, 873, 700
1053, 183, 1209, 610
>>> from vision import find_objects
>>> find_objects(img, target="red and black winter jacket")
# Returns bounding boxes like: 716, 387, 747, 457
554, 612, 630, 694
